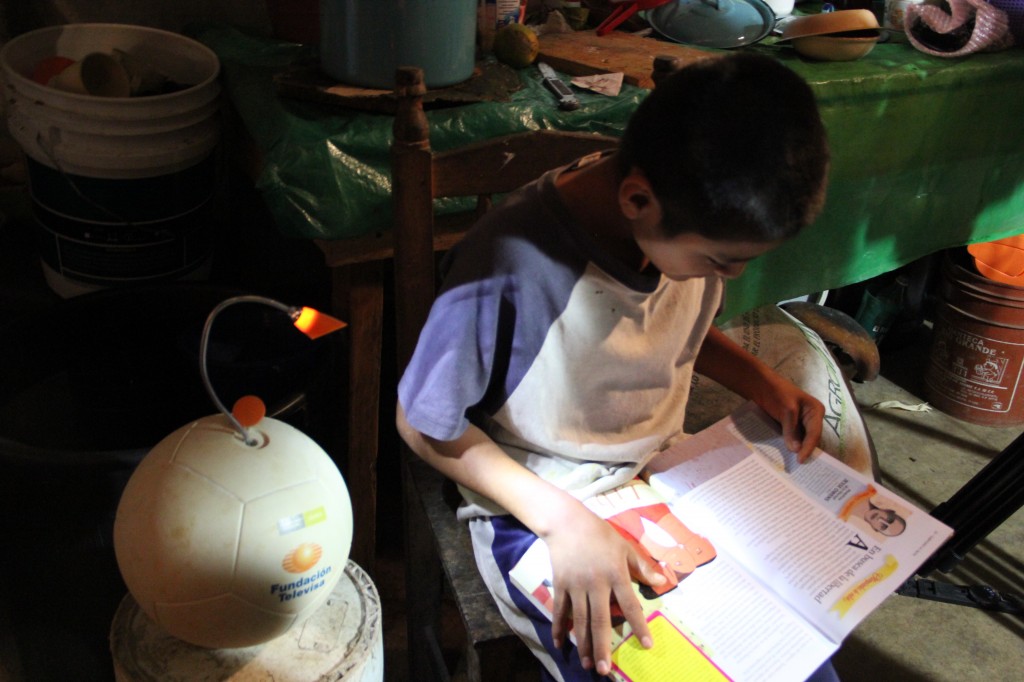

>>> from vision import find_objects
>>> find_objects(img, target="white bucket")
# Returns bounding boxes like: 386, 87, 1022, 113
0, 23, 222, 297
110, 560, 384, 682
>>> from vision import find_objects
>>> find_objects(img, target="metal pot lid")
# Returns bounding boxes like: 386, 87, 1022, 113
647, 0, 775, 48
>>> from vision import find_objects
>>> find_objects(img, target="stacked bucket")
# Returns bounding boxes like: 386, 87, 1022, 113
1, 23, 222, 297
926, 248, 1024, 427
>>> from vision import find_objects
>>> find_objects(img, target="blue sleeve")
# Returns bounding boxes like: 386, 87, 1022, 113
398, 274, 508, 441
397, 176, 590, 442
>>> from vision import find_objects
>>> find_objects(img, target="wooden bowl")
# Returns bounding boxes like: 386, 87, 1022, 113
778, 9, 881, 61
779, 9, 880, 40
790, 32, 880, 61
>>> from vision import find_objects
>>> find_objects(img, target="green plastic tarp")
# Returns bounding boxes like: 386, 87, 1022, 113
191, 23, 1024, 318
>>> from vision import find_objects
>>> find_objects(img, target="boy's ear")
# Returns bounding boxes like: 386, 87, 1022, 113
619, 171, 659, 221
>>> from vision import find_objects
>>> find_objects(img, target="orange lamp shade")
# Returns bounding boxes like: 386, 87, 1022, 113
292, 307, 346, 339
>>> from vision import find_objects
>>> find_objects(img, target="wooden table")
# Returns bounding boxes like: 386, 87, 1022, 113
193, 22, 1024, 570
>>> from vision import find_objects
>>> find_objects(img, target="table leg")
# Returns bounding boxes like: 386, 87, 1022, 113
332, 261, 383, 575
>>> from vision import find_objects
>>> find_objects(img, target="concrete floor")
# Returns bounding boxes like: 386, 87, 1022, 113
830, 335, 1024, 682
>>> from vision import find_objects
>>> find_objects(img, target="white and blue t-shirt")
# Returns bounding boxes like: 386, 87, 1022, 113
398, 164, 723, 517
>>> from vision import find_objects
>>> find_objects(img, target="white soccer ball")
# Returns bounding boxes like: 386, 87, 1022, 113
113, 414, 353, 649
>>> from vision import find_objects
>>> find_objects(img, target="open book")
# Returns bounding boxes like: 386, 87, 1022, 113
509, 402, 953, 682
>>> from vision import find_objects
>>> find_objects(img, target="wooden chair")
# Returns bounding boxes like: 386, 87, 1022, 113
388, 66, 618, 681
310, 66, 627, 577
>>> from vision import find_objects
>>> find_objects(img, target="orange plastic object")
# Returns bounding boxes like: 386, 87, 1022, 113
31, 55, 75, 85
968, 236, 1024, 286
232, 395, 267, 427
293, 306, 347, 339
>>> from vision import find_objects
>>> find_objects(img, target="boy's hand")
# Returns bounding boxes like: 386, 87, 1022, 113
758, 379, 824, 462
397, 410, 666, 673
694, 326, 824, 461
544, 503, 665, 676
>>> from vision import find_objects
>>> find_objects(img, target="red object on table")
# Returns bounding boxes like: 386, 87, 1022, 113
31, 55, 74, 85
596, 0, 673, 36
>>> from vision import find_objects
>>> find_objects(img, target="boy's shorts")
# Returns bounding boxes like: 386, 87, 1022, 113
468, 514, 842, 682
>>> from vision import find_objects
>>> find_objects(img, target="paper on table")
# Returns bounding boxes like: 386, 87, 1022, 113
571, 72, 624, 96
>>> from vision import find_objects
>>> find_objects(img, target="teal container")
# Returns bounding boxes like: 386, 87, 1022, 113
320, 0, 477, 89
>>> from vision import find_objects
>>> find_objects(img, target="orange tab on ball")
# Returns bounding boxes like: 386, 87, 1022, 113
232, 395, 267, 427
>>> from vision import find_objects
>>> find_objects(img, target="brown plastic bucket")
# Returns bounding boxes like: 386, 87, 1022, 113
924, 251, 1024, 426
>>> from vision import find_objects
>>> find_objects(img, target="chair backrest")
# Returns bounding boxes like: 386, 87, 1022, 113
390, 66, 618, 369
390, 66, 619, 679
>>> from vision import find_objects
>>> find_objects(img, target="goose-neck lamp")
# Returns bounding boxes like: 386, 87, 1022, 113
113, 295, 353, 649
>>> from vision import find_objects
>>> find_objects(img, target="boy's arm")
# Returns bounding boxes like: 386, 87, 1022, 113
694, 326, 824, 461
396, 403, 665, 676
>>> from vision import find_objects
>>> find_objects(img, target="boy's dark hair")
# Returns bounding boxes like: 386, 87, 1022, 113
617, 53, 829, 242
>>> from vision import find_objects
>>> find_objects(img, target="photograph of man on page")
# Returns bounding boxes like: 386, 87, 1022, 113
838, 484, 908, 538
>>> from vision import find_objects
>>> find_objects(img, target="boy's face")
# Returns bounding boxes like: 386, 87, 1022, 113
619, 169, 782, 281
636, 229, 780, 282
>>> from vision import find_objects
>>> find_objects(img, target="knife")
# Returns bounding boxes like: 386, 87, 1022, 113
537, 62, 579, 111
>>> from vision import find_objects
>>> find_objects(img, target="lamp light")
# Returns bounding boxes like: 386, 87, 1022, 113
113, 295, 352, 649
198, 295, 346, 446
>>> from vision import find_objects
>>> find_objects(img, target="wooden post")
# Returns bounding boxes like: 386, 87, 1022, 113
391, 66, 445, 680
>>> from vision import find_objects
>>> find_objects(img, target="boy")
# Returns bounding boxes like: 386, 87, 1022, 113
397, 53, 833, 680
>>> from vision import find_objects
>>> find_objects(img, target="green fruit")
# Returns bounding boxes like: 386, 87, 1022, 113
493, 24, 540, 69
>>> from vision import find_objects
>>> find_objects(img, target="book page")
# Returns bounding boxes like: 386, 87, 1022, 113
646, 403, 953, 642
613, 612, 731, 682
653, 556, 835, 682
509, 535, 836, 682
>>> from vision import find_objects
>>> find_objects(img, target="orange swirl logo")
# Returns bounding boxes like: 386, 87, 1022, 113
282, 542, 323, 573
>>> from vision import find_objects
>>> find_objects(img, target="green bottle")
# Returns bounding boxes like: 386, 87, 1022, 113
855, 275, 909, 343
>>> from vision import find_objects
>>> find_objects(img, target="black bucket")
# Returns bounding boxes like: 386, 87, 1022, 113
0, 284, 337, 681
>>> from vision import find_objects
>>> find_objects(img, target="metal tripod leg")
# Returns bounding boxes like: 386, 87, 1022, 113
896, 577, 1023, 615
896, 431, 1024, 616
924, 430, 1024, 574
